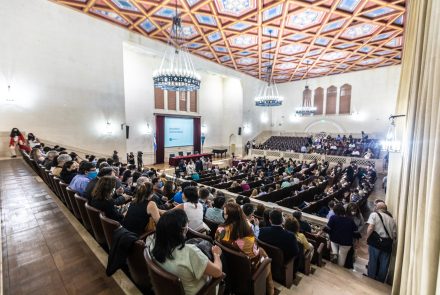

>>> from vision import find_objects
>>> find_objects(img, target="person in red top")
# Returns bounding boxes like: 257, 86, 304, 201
9, 128, 31, 157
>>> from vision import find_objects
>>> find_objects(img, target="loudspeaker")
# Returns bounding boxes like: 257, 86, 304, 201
238, 127, 242, 135
126, 125, 130, 139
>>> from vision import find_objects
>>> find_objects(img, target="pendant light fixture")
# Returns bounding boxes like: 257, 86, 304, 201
153, 1, 201, 91
255, 29, 283, 107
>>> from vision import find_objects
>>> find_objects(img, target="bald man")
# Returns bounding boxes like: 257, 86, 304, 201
366, 201, 397, 283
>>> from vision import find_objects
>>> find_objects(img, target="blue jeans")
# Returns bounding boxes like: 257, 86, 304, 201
368, 245, 391, 282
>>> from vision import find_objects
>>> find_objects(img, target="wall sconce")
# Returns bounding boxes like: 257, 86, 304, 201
381, 114, 405, 152
145, 123, 153, 135
201, 124, 208, 134
105, 121, 113, 135
5, 85, 14, 102
243, 123, 252, 135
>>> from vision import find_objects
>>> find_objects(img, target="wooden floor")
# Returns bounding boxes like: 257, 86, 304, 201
0, 159, 124, 295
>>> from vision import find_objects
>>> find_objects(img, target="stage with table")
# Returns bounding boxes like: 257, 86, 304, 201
169, 153, 213, 166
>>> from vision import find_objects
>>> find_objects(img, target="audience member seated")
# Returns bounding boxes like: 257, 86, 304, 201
323, 204, 358, 267
174, 186, 206, 232
215, 203, 274, 295
258, 210, 299, 263
205, 195, 226, 224
292, 211, 312, 233
69, 161, 96, 196
122, 182, 163, 236
30, 147, 45, 164
150, 210, 223, 295
51, 154, 72, 177
43, 150, 58, 170
89, 176, 123, 222
242, 204, 260, 238
254, 133, 380, 158
59, 160, 78, 184
284, 217, 313, 257
198, 187, 211, 215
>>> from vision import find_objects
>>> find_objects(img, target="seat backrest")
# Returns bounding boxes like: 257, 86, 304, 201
203, 218, 220, 239
126, 240, 152, 293
74, 194, 92, 231
257, 239, 287, 283
215, 241, 253, 294
58, 181, 70, 205
99, 213, 121, 250
169, 153, 175, 158
186, 228, 213, 243
187, 152, 191, 156
66, 187, 82, 219
144, 249, 185, 295
178, 151, 184, 156
85, 203, 107, 245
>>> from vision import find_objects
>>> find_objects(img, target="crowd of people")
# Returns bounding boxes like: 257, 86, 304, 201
252, 132, 381, 159
19, 130, 396, 292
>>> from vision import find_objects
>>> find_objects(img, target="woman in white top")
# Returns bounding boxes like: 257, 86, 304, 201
151, 209, 223, 295
174, 186, 206, 232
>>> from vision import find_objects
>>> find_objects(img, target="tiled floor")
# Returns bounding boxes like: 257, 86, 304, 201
0, 159, 124, 295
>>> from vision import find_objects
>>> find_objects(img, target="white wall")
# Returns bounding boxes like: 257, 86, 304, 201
260, 66, 401, 138
0, 0, 260, 160
0, 0, 128, 155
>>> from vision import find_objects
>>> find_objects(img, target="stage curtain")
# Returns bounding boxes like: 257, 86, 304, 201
193, 117, 201, 154
386, 0, 440, 294
155, 115, 165, 164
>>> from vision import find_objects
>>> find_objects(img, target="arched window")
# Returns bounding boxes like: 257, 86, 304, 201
326, 85, 337, 114
314, 87, 324, 115
339, 84, 352, 114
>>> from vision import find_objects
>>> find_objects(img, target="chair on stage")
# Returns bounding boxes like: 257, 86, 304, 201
178, 151, 184, 156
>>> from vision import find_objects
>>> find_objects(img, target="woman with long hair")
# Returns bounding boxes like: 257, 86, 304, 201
30, 147, 45, 164
151, 210, 223, 295
215, 203, 274, 295
89, 176, 123, 222
122, 183, 163, 235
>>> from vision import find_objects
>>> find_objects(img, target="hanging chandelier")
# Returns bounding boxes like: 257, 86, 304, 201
255, 30, 283, 107
153, 2, 200, 92
295, 61, 317, 116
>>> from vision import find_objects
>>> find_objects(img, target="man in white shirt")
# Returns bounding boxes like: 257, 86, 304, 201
366, 202, 397, 282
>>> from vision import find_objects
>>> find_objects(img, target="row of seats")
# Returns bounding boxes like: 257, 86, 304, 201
23, 149, 320, 293
21, 150, 223, 294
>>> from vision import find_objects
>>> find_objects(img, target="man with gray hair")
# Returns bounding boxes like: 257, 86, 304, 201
366, 201, 397, 283
52, 154, 72, 177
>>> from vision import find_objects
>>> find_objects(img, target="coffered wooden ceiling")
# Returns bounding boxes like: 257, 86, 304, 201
51, 0, 406, 83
